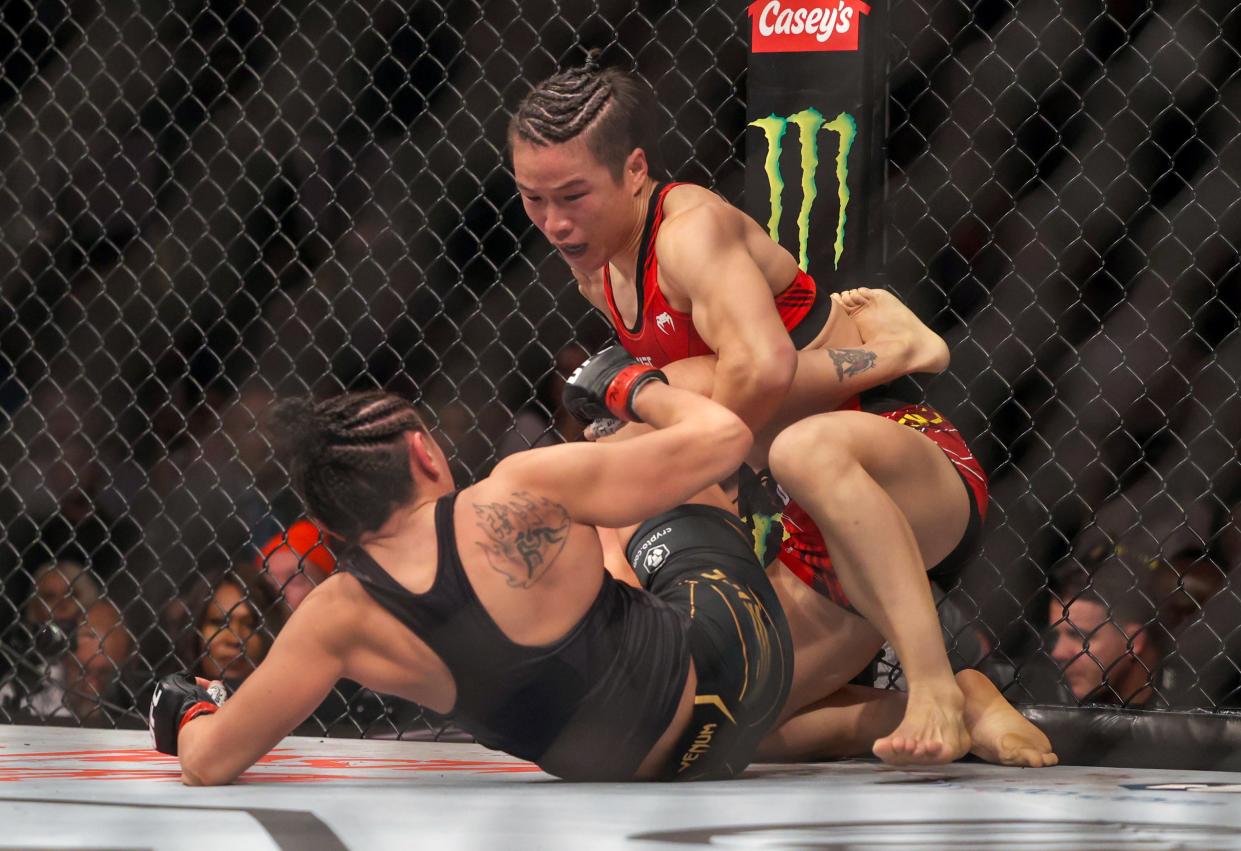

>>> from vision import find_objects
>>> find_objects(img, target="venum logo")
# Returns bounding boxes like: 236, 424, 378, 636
655, 311, 675, 335
749, 107, 856, 271
678, 722, 718, 772
749, 0, 872, 54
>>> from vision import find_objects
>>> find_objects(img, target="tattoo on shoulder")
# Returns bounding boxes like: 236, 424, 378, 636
473, 492, 571, 589
828, 348, 878, 381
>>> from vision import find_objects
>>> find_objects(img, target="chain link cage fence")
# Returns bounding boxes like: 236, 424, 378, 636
0, 1, 1238, 742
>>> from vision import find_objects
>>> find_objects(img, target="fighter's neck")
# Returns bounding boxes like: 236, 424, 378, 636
608, 179, 660, 283
359, 493, 442, 560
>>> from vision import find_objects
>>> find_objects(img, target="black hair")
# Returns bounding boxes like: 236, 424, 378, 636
508, 51, 662, 180
269, 391, 427, 543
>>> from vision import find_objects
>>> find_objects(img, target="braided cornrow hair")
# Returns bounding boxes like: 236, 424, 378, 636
509, 52, 662, 180
270, 391, 428, 543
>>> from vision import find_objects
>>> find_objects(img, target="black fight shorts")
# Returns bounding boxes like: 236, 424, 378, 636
627, 504, 793, 781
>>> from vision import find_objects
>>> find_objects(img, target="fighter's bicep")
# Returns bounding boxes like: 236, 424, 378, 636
491, 435, 721, 529
659, 212, 793, 357
684, 253, 785, 350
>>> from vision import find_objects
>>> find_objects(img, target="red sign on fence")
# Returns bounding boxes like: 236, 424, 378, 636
748, 0, 872, 53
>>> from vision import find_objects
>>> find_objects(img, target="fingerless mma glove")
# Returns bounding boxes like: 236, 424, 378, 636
563, 346, 668, 423
149, 673, 224, 756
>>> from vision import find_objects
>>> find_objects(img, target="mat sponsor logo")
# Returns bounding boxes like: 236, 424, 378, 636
748, 108, 856, 271
748, 0, 871, 53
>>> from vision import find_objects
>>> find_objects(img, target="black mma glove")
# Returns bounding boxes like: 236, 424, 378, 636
563, 346, 668, 423
149, 673, 225, 756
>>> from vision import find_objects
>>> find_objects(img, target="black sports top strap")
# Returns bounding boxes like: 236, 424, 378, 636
341, 492, 512, 711
618, 180, 668, 335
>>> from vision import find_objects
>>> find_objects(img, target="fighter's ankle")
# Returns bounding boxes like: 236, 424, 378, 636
906, 679, 965, 702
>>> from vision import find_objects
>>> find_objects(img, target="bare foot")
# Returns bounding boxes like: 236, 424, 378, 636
838, 287, 950, 374
957, 669, 1059, 768
872, 683, 970, 766
836, 288, 869, 312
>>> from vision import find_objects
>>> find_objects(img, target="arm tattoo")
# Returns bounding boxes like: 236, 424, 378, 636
473, 492, 571, 588
827, 348, 878, 381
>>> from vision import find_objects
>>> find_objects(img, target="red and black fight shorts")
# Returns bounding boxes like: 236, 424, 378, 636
777, 402, 989, 612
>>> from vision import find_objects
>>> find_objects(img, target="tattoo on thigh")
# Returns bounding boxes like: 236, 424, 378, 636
473, 492, 571, 588
828, 348, 877, 381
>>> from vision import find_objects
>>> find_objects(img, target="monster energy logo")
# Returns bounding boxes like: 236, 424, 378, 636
749, 108, 856, 271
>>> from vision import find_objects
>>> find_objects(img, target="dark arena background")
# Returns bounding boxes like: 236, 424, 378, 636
3, 0, 1241, 847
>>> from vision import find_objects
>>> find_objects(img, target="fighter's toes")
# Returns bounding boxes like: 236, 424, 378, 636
1027, 749, 1059, 768
872, 735, 904, 763
838, 288, 871, 313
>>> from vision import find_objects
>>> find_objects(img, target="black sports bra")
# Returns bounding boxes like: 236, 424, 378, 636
341, 491, 691, 780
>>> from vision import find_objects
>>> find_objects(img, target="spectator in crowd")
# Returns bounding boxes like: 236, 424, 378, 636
1047, 551, 1167, 707
0, 560, 102, 719
60, 599, 135, 724
163, 561, 288, 693
258, 520, 337, 611
24, 558, 101, 631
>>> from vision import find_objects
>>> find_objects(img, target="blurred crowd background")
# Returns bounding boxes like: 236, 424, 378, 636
1, 0, 1239, 732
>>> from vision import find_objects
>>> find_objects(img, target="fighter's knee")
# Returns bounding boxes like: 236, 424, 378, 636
769, 418, 857, 486
768, 423, 807, 484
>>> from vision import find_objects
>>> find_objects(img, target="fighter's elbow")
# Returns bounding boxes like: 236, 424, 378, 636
179, 739, 233, 787
720, 343, 796, 400
180, 765, 208, 787
705, 407, 753, 469
761, 341, 798, 389
180, 762, 233, 787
